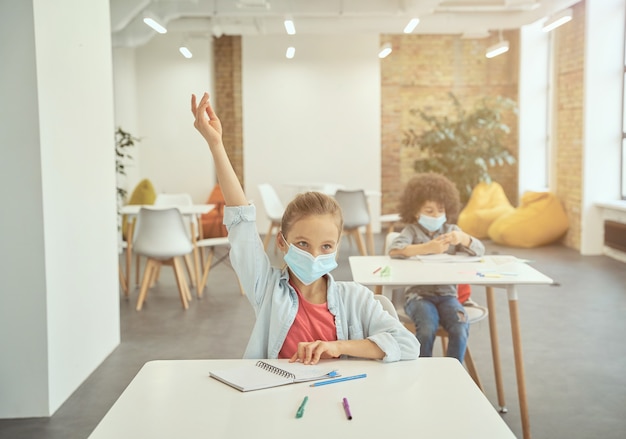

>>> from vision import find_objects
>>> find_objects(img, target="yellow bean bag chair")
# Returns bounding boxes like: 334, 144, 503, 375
487, 191, 569, 248
457, 182, 515, 238
122, 179, 156, 240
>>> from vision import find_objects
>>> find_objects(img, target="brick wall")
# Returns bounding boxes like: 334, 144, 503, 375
380, 32, 520, 216
553, 1, 585, 250
213, 24, 587, 252
214, 36, 244, 186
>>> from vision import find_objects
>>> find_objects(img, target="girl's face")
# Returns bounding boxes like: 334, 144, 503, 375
417, 200, 445, 219
278, 214, 340, 258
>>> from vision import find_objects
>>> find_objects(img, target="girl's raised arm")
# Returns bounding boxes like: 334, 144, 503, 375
191, 92, 248, 207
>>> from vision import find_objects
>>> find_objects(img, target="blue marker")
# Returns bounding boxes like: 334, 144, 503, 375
309, 373, 367, 387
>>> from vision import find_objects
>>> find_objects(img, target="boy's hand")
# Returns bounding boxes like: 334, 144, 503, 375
426, 237, 450, 254
439, 231, 468, 247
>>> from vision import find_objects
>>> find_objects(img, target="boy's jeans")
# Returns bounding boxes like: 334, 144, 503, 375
404, 295, 469, 363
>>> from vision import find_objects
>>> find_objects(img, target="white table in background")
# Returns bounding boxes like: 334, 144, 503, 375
348, 254, 553, 439
120, 204, 215, 297
88, 358, 515, 439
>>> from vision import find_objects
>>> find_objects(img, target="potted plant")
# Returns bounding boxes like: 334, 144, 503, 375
402, 92, 517, 204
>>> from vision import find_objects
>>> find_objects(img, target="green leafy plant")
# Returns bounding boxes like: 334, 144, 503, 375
403, 92, 517, 204
115, 127, 138, 204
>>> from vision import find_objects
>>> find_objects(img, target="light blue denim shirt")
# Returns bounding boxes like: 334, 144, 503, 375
224, 204, 420, 362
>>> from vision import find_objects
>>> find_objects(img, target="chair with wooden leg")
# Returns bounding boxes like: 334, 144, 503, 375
133, 207, 194, 311
154, 193, 200, 288
334, 189, 371, 256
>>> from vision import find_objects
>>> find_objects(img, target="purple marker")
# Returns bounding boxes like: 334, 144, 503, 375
342, 397, 352, 420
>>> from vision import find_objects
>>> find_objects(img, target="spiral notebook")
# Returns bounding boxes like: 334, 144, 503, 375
209, 360, 339, 392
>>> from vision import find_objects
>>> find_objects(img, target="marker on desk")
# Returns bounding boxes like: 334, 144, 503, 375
372, 266, 382, 275
295, 396, 308, 419
342, 397, 353, 420
309, 373, 367, 387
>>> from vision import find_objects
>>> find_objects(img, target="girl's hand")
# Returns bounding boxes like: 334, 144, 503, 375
191, 92, 223, 149
289, 341, 339, 365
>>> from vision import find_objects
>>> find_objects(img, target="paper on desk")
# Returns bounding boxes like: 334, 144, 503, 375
411, 254, 484, 263
482, 255, 531, 264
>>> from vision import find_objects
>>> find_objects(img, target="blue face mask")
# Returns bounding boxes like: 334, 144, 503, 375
282, 234, 338, 285
418, 214, 447, 232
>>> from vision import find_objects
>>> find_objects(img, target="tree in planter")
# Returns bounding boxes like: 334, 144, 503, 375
402, 92, 517, 205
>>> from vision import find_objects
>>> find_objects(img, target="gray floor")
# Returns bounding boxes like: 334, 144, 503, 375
1, 233, 626, 439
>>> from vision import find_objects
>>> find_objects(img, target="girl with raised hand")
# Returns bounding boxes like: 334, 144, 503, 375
191, 92, 419, 365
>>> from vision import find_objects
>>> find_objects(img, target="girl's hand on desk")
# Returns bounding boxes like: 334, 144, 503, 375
290, 341, 338, 365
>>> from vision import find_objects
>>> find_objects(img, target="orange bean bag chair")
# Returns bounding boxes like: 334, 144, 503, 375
457, 182, 515, 238
487, 191, 569, 248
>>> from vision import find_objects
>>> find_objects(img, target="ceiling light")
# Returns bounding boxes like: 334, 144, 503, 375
486, 40, 509, 58
179, 46, 193, 59
542, 8, 573, 32
286, 46, 295, 59
378, 43, 392, 59
284, 19, 296, 35
403, 18, 420, 34
485, 30, 509, 58
142, 12, 167, 34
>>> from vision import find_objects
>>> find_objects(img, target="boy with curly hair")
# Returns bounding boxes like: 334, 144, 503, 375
388, 172, 485, 362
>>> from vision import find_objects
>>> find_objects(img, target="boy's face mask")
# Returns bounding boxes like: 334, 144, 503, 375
281, 233, 338, 285
418, 214, 447, 232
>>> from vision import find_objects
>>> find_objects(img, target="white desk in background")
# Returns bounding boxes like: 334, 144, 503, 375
349, 255, 553, 439
120, 204, 214, 297
88, 358, 515, 439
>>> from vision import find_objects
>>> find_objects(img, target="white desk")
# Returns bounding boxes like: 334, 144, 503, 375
120, 204, 214, 298
349, 255, 553, 439
88, 358, 515, 438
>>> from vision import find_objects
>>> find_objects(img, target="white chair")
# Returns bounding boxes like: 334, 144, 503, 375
133, 207, 194, 311
334, 189, 371, 256
383, 231, 488, 391
372, 294, 399, 320
320, 183, 345, 195
257, 183, 285, 251
153, 193, 198, 287
195, 236, 245, 296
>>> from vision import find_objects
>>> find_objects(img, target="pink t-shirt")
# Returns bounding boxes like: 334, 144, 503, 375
278, 282, 337, 359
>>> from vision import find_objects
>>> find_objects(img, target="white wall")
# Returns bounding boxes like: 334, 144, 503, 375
129, 33, 216, 203
241, 34, 382, 233
0, 0, 50, 417
580, 0, 625, 254
0, 0, 120, 417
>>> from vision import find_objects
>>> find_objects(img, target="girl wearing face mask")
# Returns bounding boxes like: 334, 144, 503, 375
388, 173, 485, 363
191, 92, 419, 365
